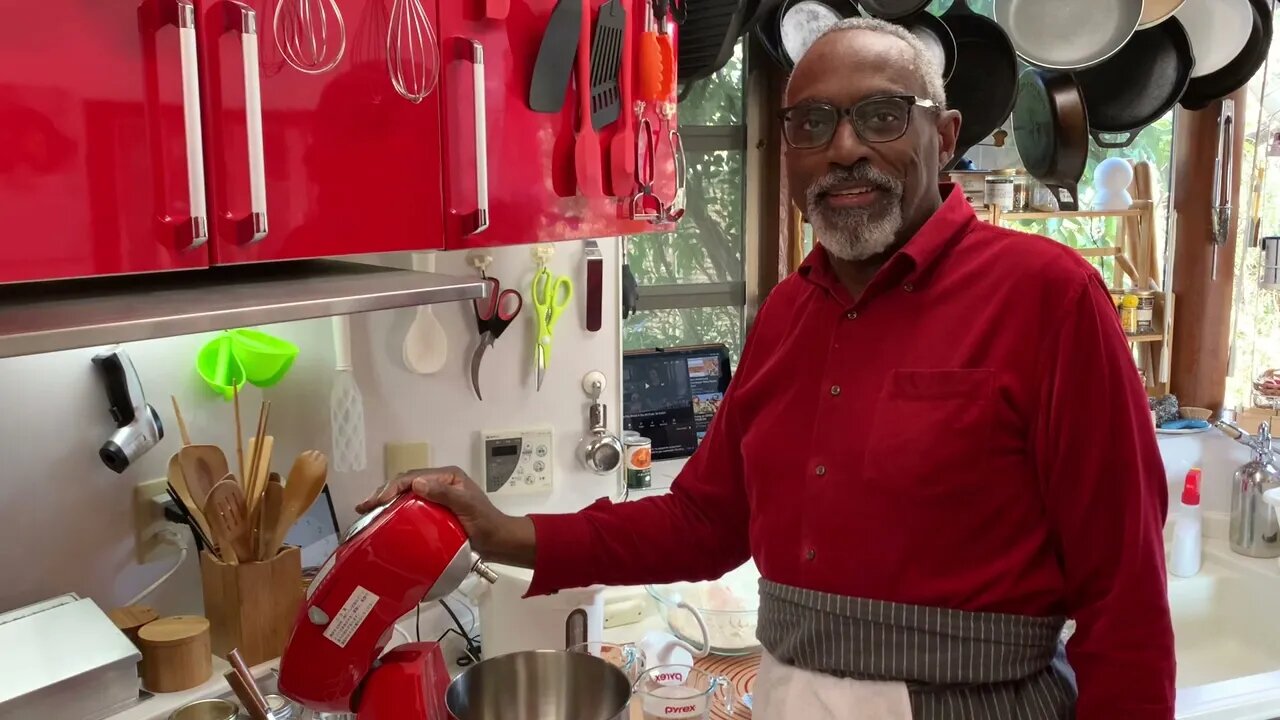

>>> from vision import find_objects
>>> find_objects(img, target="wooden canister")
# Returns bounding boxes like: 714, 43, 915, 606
108, 604, 159, 648
137, 615, 213, 693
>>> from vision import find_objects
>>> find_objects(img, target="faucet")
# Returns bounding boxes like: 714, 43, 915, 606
1216, 420, 1280, 558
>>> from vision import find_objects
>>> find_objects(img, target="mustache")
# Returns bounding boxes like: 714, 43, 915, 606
806, 164, 904, 203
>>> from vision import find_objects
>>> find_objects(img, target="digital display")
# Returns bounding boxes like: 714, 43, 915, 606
623, 345, 732, 461
491, 444, 519, 457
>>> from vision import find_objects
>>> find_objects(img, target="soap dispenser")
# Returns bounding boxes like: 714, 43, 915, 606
1169, 468, 1202, 578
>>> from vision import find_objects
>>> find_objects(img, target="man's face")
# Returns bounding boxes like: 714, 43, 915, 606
785, 30, 960, 262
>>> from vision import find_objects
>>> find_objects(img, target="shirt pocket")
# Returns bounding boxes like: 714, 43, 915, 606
862, 369, 996, 494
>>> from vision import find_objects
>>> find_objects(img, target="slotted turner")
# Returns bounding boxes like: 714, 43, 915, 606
590, 0, 625, 130
205, 476, 254, 564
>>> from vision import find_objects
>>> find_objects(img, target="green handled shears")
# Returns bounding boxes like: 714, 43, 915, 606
532, 266, 573, 391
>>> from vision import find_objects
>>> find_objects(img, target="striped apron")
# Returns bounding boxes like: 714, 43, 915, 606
757, 579, 1076, 719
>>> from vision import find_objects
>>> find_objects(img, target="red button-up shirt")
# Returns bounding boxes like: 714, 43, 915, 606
530, 187, 1175, 717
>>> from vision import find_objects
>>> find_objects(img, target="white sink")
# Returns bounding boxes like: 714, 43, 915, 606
1171, 536, 1280, 719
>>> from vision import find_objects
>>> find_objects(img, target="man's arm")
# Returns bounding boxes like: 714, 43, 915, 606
1032, 270, 1175, 717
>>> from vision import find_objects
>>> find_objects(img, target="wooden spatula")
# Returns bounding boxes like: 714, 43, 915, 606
204, 476, 253, 564
272, 451, 329, 554
257, 474, 285, 561
167, 454, 214, 544
180, 446, 230, 513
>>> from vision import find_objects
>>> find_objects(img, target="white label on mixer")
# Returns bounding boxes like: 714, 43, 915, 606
322, 585, 379, 648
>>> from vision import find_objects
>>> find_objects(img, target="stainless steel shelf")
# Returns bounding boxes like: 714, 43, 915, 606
0, 260, 487, 359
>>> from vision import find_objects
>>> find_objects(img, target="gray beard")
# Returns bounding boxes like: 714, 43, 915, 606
808, 199, 904, 262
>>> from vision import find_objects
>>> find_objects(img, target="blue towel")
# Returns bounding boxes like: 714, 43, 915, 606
1159, 418, 1210, 430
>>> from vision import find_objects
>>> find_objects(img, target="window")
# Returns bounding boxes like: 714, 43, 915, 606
1227, 40, 1280, 407
624, 44, 750, 362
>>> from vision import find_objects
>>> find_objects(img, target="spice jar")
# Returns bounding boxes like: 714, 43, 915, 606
1011, 172, 1031, 211
1133, 290, 1156, 335
1120, 293, 1140, 334
984, 170, 1017, 211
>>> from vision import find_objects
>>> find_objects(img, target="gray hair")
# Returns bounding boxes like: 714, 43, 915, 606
789, 16, 948, 109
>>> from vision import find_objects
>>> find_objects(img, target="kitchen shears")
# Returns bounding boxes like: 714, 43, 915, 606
532, 266, 573, 391
470, 276, 523, 401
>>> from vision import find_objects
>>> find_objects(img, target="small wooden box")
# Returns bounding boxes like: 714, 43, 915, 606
200, 546, 304, 666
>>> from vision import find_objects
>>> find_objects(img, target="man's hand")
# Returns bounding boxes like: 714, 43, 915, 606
356, 466, 536, 567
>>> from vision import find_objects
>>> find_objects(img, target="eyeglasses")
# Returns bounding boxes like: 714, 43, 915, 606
778, 95, 940, 149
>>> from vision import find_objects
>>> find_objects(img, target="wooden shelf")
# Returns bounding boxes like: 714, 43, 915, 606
1127, 333, 1164, 343
997, 209, 1144, 221
1075, 247, 1122, 258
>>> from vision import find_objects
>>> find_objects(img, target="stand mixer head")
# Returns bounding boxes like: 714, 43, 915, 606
277, 493, 497, 713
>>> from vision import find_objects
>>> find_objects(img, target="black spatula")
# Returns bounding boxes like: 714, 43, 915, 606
530, 0, 583, 113
590, 0, 626, 129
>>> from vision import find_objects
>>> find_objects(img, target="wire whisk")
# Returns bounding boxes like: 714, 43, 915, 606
387, 0, 439, 103
274, 0, 347, 75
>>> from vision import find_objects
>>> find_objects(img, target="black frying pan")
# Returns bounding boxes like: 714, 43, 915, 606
754, 0, 859, 70
860, 0, 930, 19
896, 11, 956, 82
1075, 18, 1194, 148
1013, 69, 1090, 211
941, 0, 1019, 162
1181, 0, 1272, 110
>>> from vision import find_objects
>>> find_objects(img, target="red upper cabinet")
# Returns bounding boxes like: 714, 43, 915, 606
196, 0, 447, 264
0, 0, 211, 284
437, 0, 676, 249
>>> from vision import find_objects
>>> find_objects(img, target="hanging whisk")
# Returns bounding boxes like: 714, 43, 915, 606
352, 0, 390, 70
387, 0, 440, 103
274, 0, 347, 75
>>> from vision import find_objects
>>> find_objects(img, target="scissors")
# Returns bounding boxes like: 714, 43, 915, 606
470, 277, 523, 401
532, 266, 573, 391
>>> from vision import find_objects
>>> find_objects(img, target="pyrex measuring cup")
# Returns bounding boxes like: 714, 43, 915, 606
568, 641, 647, 683
634, 665, 734, 720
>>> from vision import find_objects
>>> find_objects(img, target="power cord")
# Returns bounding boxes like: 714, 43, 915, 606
437, 597, 482, 666
125, 526, 190, 607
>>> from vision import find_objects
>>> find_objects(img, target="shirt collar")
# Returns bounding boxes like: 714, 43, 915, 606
798, 184, 976, 296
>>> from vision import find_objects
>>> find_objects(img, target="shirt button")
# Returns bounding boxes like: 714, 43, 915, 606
815, 465, 827, 476
806, 549, 817, 561
846, 311, 858, 320
903, 283, 915, 292
830, 385, 841, 396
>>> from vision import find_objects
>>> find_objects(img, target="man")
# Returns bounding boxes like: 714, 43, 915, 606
362, 18, 1175, 719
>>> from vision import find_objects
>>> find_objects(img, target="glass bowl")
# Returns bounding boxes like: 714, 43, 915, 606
645, 560, 761, 656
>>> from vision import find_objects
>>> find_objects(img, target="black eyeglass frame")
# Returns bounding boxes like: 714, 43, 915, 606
777, 95, 942, 149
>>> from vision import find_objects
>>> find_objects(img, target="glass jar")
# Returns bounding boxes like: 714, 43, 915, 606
984, 170, 1017, 211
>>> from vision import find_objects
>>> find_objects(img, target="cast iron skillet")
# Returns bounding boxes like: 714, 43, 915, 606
896, 11, 957, 82
1074, 18, 1194, 148
860, 0, 930, 19
1181, 0, 1272, 110
755, 0, 860, 70
1013, 69, 1090, 211
941, 0, 1019, 164
678, 0, 750, 83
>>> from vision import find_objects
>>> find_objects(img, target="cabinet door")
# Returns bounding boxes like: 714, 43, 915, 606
438, 0, 676, 250
197, 0, 446, 265
0, 0, 211, 284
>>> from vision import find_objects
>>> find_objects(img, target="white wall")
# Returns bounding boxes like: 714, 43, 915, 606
0, 239, 625, 616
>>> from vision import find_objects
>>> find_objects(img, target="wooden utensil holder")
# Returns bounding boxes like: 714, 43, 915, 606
200, 546, 304, 666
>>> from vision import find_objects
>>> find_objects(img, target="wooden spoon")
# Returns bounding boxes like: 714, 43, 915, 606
271, 451, 329, 555
166, 454, 214, 544
204, 477, 253, 564
180, 446, 230, 512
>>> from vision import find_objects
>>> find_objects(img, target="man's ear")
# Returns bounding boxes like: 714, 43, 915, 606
937, 108, 962, 166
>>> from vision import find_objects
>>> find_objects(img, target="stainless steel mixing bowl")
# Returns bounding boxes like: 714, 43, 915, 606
445, 650, 632, 720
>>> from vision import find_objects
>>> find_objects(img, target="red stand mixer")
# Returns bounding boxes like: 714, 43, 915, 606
277, 493, 497, 717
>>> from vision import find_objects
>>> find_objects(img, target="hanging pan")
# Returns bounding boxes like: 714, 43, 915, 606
1013, 68, 1090, 211
1075, 18, 1194, 148
859, 0, 929, 20
896, 11, 956, 82
776, 0, 860, 69
941, 0, 1018, 162
1180, 0, 1272, 110
1175, 0, 1256, 80
994, 0, 1143, 70
1138, 0, 1187, 29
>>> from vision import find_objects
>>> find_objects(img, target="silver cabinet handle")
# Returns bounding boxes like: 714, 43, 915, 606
175, 0, 209, 249
469, 40, 489, 234
227, 2, 269, 243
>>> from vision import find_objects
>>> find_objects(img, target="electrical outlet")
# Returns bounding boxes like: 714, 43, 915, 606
385, 442, 432, 484
133, 478, 178, 563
